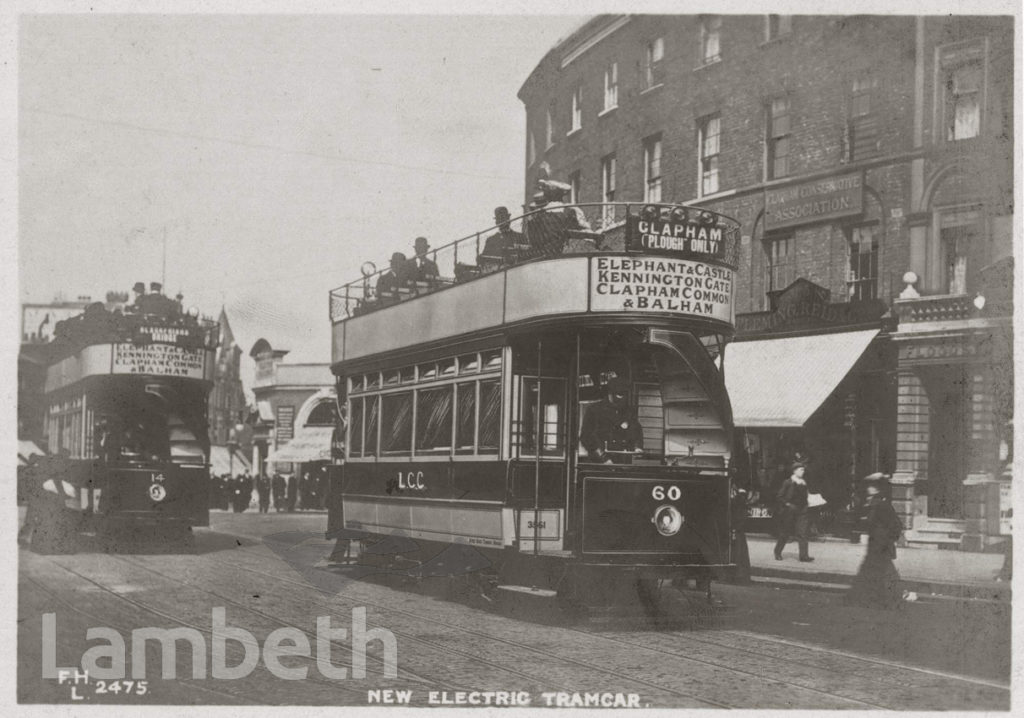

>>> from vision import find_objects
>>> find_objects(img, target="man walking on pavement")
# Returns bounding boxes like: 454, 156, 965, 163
774, 461, 813, 562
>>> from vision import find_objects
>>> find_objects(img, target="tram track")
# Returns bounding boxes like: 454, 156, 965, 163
213, 539, 1009, 710
21, 554, 410, 705
20, 535, 1010, 710
196, 543, 885, 708
115, 550, 730, 708
20, 573, 251, 705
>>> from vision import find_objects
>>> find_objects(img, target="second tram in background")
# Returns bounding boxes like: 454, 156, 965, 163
327, 200, 741, 608
24, 288, 218, 553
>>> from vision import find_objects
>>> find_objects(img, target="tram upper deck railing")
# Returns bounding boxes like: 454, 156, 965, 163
329, 202, 741, 323
45, 297, 219, 363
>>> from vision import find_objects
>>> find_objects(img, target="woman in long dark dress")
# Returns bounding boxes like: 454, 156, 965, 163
847, 473, 904, 609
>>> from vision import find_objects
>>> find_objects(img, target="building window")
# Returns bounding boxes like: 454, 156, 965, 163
700, 16, 722, 65
643, 37, 664, 90
570, 86, 582, 133
569, 170, 581, 204
603, 62, 618, 110
698, 114, 721, 196
943, 55, 984, 141
847, 225, 878, 301
545, 105, 555, 148
846, 72, 879, 162
765, 233, 795, 299
939, 208, 983, 295
643, 135, 662, 203
767, 96, 790, 179
765, 14, 792, 41
601, 153, 616, 225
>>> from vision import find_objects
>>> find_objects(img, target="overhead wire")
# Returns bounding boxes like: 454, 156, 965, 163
24, 107, 519, 182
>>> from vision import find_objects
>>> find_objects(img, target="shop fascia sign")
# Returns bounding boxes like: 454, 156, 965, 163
764, 171, 864, 231
736, 279, 886, 335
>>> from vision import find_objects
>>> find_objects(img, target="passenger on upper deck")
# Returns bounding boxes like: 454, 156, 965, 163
136, 281, 174, 316
479, 206, 526, 272
524, 164, 592, 256
129, 281, 146, 312
409, 237, 439, 283
375, 252, 413, 299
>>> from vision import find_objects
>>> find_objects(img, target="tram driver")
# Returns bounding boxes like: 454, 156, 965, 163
579, 376, 644, 464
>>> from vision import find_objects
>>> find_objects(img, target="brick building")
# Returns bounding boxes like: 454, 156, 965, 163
518, 14, 1013, 549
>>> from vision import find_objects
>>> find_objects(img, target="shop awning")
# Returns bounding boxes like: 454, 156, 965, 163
724, 329, 880, 427
18, 440, 45, 466
209, 445, 251, 476
267, 426, 334, 464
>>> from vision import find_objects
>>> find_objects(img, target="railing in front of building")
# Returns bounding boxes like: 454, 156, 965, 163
328, 201, 741, 322
894, 293, 1013, 324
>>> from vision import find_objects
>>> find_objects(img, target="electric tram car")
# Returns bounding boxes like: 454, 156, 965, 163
26, 294, 218, 552
327, 202, 741, 607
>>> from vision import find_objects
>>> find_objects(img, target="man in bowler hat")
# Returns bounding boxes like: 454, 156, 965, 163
409, 237, 439, 282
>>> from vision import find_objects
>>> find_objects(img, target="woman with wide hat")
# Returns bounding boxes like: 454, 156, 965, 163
847, 472, 904, 608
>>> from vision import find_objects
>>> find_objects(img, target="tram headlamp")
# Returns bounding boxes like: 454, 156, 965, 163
652, 504, 683, 537
670, 207, 688, 224
360, 261, 377, 278
698, 210, 715, 224
641, 205, 659, 221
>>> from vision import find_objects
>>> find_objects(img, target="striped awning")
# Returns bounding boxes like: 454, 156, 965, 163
724, 329, 880, 427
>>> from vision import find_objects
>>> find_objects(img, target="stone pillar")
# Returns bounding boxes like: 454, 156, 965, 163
962, 368, 999, 550
892, 370, 928, 531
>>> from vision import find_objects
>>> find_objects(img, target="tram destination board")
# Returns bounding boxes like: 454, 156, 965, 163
625, 211, 739, 264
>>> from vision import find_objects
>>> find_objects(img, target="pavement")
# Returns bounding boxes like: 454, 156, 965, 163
746, 533, 1011, 601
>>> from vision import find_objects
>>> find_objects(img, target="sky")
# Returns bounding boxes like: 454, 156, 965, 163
17, 11, 586, 368
11, 0, 1018, 375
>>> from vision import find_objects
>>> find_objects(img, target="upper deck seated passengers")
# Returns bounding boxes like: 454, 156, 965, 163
408, 236, 440, 284
523, 173, 594, 256
375, 252, 413, 299
479, 206, 526, 271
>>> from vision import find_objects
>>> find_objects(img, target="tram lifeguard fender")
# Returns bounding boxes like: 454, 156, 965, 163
42, 479, 81, 511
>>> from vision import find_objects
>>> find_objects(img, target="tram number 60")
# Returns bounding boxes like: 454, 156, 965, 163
651, 485, 681, 501
398, 471, 426, 490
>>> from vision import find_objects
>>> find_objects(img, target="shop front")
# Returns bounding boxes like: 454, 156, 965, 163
726, 279, 896, 535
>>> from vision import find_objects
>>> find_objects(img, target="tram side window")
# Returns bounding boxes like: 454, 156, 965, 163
479, 378, 501, 453
349, 397, 364, 456
455, 382, 476, 452
416, 386, 453, 452
382, 393, 413, 453
516, 377, 567, 457
365, 395, 379, 456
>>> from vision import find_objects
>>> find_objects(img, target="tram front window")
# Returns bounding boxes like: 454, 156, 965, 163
576, 333, 730, 467
94, 382, 209, 464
